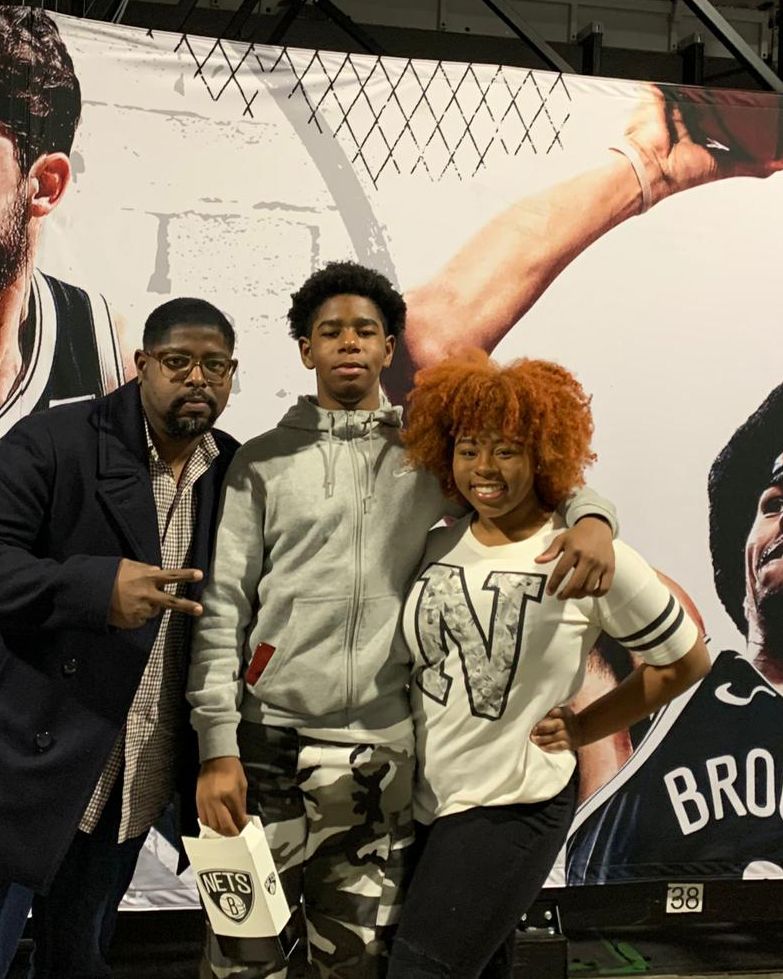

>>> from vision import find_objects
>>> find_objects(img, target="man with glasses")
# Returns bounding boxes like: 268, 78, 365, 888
0, 297, 238, 979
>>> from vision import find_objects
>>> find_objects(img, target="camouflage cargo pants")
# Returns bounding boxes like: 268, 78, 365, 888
204, 721, 415, 979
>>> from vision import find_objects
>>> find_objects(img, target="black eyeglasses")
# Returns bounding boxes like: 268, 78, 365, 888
144, 350, 237, 383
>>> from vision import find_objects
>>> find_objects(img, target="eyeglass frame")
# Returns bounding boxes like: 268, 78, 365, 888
143, 349, 238, 384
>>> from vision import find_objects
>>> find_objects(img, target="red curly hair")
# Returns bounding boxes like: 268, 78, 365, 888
403, 349, 596, 509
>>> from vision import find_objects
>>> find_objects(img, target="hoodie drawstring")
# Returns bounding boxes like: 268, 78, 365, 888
362, 414, 377, 512
325, 412, 337, 499
322, 411, 381, 505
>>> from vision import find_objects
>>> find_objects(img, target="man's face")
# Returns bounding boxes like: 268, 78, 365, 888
744, 477, 783, 633
0, 133, 28, 293
135, 324, 234, 440
298, 294, 394, 412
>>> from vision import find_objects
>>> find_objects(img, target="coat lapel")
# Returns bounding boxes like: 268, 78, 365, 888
188, 433, 237, 602
94, 383, 161, 567
191, 473, 215, 580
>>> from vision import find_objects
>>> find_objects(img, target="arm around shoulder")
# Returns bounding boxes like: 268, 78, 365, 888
537, 484, 618, 599
559, 485, 618, 536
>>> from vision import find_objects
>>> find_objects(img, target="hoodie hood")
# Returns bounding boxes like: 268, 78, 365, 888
277, 394, 402, 436
278, 395, 403, 504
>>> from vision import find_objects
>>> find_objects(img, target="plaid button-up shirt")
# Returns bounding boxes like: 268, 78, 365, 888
80, 422, 219, 841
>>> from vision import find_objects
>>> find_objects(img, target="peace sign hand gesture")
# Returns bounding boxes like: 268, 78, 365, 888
108, 558, 204, 629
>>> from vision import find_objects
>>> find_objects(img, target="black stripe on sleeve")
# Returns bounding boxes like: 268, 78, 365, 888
626, 605, 686, 653
611, 594, 676, 645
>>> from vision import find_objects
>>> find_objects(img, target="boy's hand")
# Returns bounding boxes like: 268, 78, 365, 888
196, 756, 248, 837
530, 706, 582, 752
535, 516, 614, 599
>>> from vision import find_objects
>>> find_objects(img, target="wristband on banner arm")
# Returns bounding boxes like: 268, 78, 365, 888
609, 141, 653, 214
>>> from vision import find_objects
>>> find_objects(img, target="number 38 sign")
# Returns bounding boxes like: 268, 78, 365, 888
666, 883, 705, 914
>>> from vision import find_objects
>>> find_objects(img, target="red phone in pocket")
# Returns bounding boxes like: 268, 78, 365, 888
246, 643, 276, 685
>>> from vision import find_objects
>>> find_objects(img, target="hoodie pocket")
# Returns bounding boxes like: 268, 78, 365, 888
252, 597, 351, 718
352, 594, 406, 708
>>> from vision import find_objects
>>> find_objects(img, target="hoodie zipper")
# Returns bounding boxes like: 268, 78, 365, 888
344, 412, 364, 716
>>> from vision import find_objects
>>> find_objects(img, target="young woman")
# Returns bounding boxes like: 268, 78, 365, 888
388, 350, 710, 978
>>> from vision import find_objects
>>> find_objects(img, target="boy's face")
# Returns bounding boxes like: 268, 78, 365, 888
299, 294, 395, 411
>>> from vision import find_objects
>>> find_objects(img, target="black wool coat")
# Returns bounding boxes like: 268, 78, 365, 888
0, 381, 238, 891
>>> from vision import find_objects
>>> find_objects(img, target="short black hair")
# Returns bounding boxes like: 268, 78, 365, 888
708, 381, 783, 637
0, 7, 81, 174
143, 298, 235, 352
287, 261, 406, 340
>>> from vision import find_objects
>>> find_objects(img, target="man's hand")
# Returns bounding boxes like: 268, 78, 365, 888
108, 558, 203, 629
535, 516, 614, 599
624, 84, 783, 207
197, 757, 248, 837
530, 706, 582, 753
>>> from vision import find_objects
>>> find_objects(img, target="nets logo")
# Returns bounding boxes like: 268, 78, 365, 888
198, 870, 255, 923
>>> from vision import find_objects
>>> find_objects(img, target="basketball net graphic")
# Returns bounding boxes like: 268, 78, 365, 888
168, 33, 571, 187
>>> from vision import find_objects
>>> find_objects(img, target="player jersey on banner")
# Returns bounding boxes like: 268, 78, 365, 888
567, 649, 783, 883
402, 514, 698, 825
0, 270, 123, 438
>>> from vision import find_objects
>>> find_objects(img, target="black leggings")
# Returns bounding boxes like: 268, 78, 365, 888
388, 774, 578, 979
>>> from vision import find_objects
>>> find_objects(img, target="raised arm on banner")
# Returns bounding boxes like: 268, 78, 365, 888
384, 83, 783, 403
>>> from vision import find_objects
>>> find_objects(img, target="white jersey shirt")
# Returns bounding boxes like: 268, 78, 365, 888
0, 269, 122, 437
403, 514, 698, 824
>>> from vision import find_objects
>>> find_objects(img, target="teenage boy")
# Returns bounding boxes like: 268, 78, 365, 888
187, 261, 618, 978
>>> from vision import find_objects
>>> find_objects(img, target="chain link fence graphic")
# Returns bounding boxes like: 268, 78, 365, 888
172, 33, 571, 186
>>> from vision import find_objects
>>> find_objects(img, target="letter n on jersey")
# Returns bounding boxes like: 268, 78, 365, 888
414, 564, 545, 720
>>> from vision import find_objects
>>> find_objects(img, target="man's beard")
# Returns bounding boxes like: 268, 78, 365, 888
163, 393, 218, 439
754, 587, 783, 650
0, 181, 29, 293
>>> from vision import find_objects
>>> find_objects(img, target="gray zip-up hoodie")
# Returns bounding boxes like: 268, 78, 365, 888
188, 396, 618, 760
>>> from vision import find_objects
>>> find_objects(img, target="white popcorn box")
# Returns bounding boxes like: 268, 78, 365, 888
183, 817, 291, 939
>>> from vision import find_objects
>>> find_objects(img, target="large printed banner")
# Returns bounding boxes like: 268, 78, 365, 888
3, 10, 783, 904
